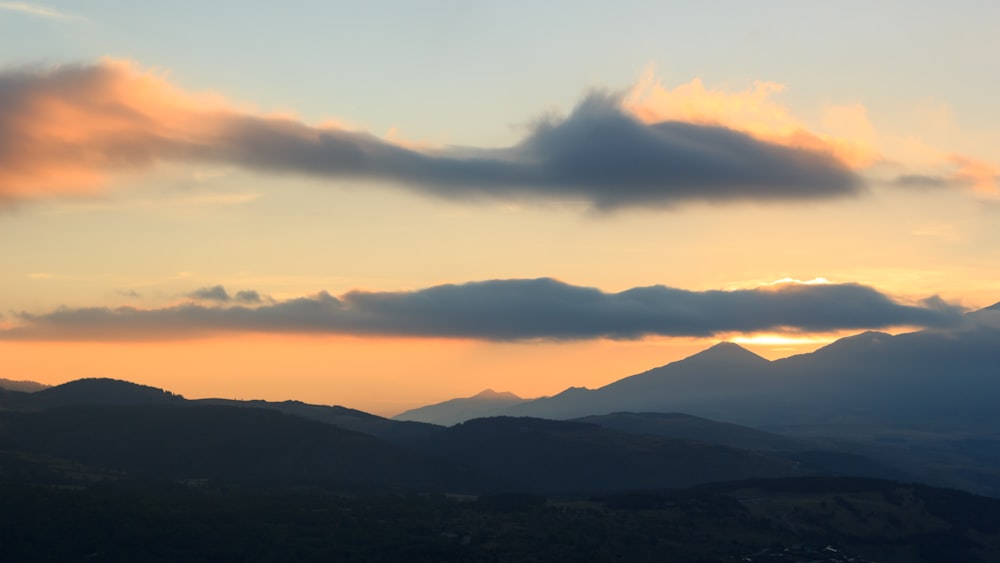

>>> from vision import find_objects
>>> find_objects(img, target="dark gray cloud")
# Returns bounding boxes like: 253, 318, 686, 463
1, 62, 862, 209
188, 285, 231, 302
234, 290, 263, 304
215, 93, 863, 209
188, 286, 263, 303
2, 279, 964, 341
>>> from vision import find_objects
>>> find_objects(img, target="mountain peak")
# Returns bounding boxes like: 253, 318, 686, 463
471, 389, 522, 401
684, 341, 769, 365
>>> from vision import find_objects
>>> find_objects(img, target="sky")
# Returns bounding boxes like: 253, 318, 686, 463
1, 1, 998, 415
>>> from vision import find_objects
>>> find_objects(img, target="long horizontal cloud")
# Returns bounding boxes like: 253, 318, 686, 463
0, 60, 861, 209
2, 279, 964, 341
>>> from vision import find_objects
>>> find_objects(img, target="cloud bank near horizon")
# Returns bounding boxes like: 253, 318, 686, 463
2, 279, 966, 342
0, 60, 864, 210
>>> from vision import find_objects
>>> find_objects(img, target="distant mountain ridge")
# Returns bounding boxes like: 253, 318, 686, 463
0, 376, 924, 494
393, 388, 529, 426
421, 314, 1000, 433
3, 306, 998, 496
0, 378, 49, 393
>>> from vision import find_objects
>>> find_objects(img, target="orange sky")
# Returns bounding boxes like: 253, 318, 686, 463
0, 334, 833, 416
3, 4, 999, 416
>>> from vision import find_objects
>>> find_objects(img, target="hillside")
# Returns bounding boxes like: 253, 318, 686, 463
407, 416, 806, 492
0, 378, 48, 393
2, 477, 999, 562
0, 404, 490, 492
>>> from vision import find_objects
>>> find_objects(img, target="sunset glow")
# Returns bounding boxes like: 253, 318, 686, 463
2, 2, 998, 414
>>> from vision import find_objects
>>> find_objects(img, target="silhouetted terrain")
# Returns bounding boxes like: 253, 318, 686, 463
3, 358, 1000, 560
394, 389, 529, 426
0, 404, 492, 492
0, 377, 48, 393
407, 416, 806, 492
502, 317, 1000, 429
195, 398, 442, 445
2, 477, 999, 562
407, 306, 1000, 495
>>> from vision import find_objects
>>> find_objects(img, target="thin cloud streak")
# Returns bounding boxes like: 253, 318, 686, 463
2, 279, 965, 342
0, 2, 85, 21
0, 60, 862, 210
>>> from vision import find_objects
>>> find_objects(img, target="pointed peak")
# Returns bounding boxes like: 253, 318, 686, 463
685, 341, 769, 365
470, 389, 522, 401
708, 341, 749, 352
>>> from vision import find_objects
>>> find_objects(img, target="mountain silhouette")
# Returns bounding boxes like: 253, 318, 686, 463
0, 378, 48, 393
494, 318, 1000, 431
502, 341, 778, 421
393, 388, 528, 426
27, 378, 185, 408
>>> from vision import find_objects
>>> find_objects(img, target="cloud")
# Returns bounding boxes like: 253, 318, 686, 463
188, 285, 263, 303
622, 70, 880, 169
234, 290, 263, 304
890, 155, 999, 195
0, 2, 85, 21
188, 285, 231, 302
0, 60, 862, 210
1, 279, 965, 342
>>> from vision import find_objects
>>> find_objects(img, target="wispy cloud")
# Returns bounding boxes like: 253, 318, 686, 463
0, 2, 85, 21
0, 60, 861, 211
1, 279, 964, 342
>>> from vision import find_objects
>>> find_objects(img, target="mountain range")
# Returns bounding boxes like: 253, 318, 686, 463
1, 303, 997, 496
399, 304, 1000, 432
0, 379, 921, 494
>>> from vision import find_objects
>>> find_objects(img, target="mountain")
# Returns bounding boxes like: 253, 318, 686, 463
393, 388, 528, 426
407, 416, 807, 492
0, 378, 48, 393
478, 317, 1000, 495
502, 317, 1000, 430
0, 377, 441, 446
503, 341, 778, 421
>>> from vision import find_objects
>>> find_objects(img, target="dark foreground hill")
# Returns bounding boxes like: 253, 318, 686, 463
408, 416, 807, 492
0, 404, 491, 492
2, 476, 999, 562
0, 380, 857, 494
